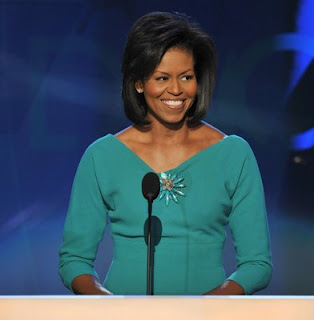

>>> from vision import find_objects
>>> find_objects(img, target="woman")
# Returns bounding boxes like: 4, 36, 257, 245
59, 12, 272, 295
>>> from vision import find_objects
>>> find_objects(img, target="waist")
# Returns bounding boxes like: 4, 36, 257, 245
112, 236, 224, 266
104, 236, 226, 294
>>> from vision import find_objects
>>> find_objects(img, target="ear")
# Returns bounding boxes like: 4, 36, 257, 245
135, 81, 144, 93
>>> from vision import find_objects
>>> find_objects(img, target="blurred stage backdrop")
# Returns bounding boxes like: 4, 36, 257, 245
1, 0, 313, 295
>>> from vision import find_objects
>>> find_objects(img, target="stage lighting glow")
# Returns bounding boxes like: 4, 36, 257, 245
287, 0, 314, 95
291, 127, 314, 150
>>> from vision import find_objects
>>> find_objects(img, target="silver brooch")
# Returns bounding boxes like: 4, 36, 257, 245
158, 172, 186, 206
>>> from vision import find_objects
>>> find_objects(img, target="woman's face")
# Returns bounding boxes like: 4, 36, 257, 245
136, 48, 197, 126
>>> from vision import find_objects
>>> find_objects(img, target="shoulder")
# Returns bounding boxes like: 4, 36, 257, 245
189, 122, 226, 150
198, 122, 249, 147
82, 134, 118, 160
223, 136, 261, 178
77, 133, 125, 173
198, 121, 226, 141
114, 126, 137, 144
87, 133, 114, 149
198, 123, 255, 160
113, 126, 149, 153
219, 135, 257, 167
223, 134, 252, 152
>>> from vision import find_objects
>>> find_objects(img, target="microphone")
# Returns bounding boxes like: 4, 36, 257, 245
142, 172, 160, 203
142, 172, 160, 295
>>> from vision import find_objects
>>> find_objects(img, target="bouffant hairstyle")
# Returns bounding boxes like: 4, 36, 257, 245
121, 12, 217, 127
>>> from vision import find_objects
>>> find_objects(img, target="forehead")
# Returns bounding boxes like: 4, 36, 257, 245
155, 48, 195, 72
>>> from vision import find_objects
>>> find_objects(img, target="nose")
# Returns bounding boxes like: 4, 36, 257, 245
167, 79, 182, 96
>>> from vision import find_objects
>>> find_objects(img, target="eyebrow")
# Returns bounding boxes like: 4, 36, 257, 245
153, 69, 194, 76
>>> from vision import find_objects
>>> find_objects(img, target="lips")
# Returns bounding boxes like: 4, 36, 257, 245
161, 99, 186, 109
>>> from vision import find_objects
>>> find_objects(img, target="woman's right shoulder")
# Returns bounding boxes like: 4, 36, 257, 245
86, 133, 115, 151
113, 126, 136, 143
84, 126, 135, 154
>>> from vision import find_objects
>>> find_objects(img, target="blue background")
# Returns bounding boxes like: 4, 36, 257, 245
1, 0, 313, 295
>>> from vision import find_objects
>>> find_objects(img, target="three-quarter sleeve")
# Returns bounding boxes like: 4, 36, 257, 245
58, 147, 108, 292
226, 140, 273, 294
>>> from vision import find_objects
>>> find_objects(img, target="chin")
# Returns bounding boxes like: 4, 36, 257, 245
147, 109, 189, 127
158, 116, 187, 128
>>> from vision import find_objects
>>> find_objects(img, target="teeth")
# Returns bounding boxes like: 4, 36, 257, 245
162, 100, 184, 106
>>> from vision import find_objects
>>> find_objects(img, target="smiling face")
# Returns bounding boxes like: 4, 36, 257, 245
135, 48, 198, 126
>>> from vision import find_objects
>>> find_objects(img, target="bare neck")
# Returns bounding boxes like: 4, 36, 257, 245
134, 121, 200, 146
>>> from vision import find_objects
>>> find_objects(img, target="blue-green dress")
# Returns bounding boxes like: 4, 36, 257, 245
58, 134, 272, 295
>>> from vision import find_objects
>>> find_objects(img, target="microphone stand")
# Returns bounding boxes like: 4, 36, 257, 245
142, 172, 160, 296
146, 197, 153, 295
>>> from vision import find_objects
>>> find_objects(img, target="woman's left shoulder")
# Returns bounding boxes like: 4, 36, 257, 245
198, 122, 252, 152
198, 122, 226, 144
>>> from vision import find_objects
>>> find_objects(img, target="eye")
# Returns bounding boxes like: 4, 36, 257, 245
155, 76, 169, 81
182, 75, 195, 81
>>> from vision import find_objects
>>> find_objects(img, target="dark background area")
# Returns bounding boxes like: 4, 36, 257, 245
0, 0, 313, 295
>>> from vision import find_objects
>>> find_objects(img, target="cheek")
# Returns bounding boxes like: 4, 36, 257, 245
144, 82, 164, 98
188, 82, 198, 97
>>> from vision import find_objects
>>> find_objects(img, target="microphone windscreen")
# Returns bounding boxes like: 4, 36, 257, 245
142, 172, 160, 201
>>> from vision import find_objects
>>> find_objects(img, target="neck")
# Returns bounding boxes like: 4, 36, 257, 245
135, 120, 201, 146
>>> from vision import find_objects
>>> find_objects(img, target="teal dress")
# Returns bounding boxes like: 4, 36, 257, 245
58, 134, 272, 295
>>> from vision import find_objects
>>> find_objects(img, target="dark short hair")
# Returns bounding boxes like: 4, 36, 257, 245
121, 11, 217, 127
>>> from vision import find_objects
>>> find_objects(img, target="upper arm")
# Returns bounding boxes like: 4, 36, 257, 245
226, 140, 272, 294
58, 147, 108, 291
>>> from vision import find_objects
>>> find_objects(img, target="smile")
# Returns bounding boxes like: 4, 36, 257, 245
161, 99, 185, 107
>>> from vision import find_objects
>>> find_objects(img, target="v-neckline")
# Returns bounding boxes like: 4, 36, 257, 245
109, 133, 231, 174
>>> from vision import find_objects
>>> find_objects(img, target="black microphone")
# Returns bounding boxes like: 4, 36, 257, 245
142, 172, 160, 295
142, 172, 160, 203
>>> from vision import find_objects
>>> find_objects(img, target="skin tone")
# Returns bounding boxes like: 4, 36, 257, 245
121, 48, 226, 173
72, 47, 245, 295
72, 275, 112, 295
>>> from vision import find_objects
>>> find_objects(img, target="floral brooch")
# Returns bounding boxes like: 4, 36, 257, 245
158, 172, 186, 206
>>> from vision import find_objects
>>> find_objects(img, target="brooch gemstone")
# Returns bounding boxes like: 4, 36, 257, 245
158, 172, 186, 206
